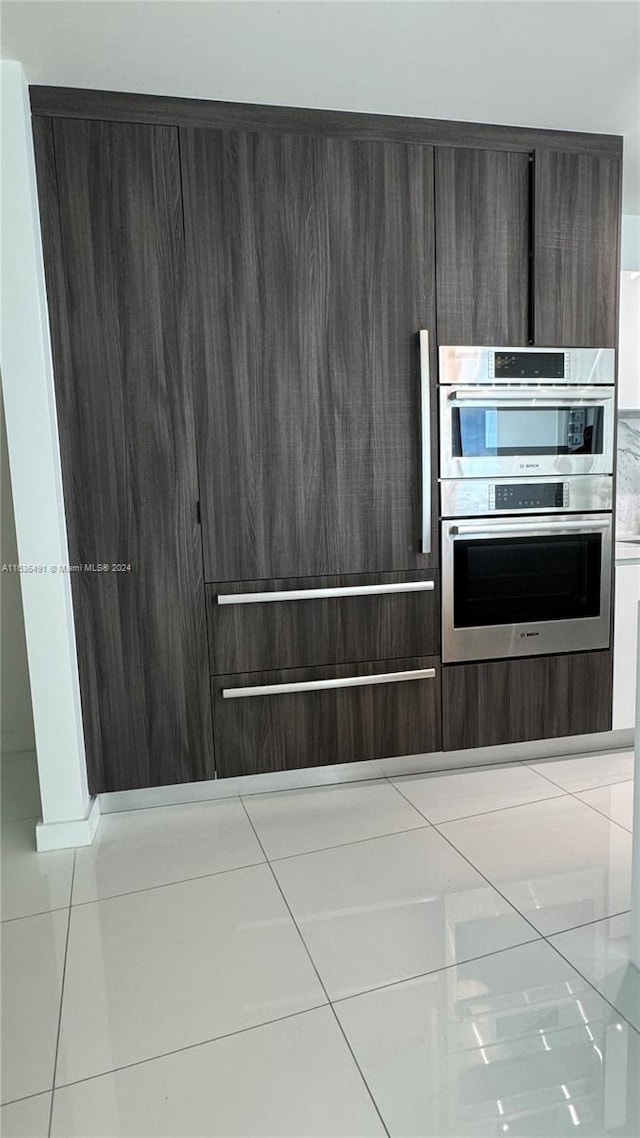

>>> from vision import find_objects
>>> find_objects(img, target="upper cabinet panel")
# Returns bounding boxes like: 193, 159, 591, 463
534, 150, 621, 347
34, 118, 214, 793
435, 148, 530, 346
180, 129, 437, 581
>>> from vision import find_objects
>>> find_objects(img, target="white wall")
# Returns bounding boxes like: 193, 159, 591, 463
2, 0, 639, 212
0, 61, 98, 848
1, 397, 36, 756
622, 215, 640, 270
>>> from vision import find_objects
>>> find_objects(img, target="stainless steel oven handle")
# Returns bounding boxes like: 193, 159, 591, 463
222, 668, 436, 699
420, 330, 431, 555
217, 581, 435, 604
451, 520, 610, 537
448, 389, 613, 403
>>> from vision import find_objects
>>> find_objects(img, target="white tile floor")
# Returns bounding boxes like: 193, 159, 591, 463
1, 749, 639, 1137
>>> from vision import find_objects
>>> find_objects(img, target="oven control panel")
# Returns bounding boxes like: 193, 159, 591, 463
440, 475, 613, 519
492, 352, 567, 380
489, 482, 568, 511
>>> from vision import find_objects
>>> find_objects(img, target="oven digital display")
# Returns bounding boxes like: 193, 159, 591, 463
494, 352, 565, 379
493, 483, 564, 510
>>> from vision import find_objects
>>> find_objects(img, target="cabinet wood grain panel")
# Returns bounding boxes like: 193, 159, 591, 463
442, 650, 613, 752
207, 571, 440, 674
33, 117, 214, 793
181, 128, 437, 580
435, 148, 530, 346
534, 151, 621, 347
213, 656, 441, 777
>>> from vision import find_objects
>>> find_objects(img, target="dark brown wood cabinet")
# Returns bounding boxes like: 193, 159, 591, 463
213, 656, 441, 778
435, 148, 530, 346
33, 117, 214, 793
534, 150, 622, 347
442, 651, 613, 752
180, 127, 438, 581
30, 87, 623, 791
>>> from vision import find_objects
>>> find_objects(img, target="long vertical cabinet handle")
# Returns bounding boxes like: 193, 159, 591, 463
420, 329, 431, 554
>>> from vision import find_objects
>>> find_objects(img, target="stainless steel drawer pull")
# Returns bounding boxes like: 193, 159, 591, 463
217, 582, 435, 605
222, 667, 436, 699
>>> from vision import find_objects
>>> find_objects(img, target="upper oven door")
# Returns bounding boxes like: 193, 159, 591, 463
442, 512, 613, 663
439, 386, 615, 479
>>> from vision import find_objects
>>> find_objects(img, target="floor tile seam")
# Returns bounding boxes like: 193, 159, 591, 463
385, 789, 572, 828
1, 904, 70, 925
0, 1089, 52, 1109
522, 761, 634, 794
540, 908, 632, 939
390, 781, 549, 942
49, 1003, 331, 1094
237, 797, 390, 1138
328, 935, 543, 1008
257, 820, 433, 865
69, 857, 268, 909
540, 935, 640, 1037
562, 786, 635, 833
48, 850, 75, 1138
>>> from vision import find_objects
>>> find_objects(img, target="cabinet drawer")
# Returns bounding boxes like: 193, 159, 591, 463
207, 572, 440, 674
213, 655, 441, 778
442, 650, 612, 751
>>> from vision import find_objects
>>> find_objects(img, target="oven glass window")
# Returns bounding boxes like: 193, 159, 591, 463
454, 534, 602, 628
452, 406, 604, 457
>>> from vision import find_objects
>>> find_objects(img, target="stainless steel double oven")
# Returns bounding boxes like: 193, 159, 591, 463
438, 346, 615, 664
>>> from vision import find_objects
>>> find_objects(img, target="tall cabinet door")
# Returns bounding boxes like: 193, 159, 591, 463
180, 129, 437, 581
33, 118, 213, 793
435, 148, 530, 345
534, 150, 621, 347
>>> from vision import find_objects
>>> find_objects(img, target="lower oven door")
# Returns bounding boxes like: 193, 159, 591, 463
442, 513, 612, 663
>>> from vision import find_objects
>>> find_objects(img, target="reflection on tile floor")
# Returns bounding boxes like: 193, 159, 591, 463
1, 749, 638, 1136
440, 795, 633, 935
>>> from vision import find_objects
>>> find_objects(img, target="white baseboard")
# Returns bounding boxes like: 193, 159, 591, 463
36, 796, 101, 851
99, 728, 635, 815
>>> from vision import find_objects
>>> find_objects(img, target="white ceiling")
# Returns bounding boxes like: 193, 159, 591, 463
3, 0, 640, 211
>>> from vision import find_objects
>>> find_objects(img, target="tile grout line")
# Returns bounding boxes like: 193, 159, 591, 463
391, 780, 640, 1036
524, 760, 635, 833
381, 781, 571, 825
2, 905, 72, 925
521, 759, 633, 795
47, 848, 76, 1138
568, 793, 633, 833
238, 796, 392, 1138
264, 822, 431, 862
69, 859, 269, 909
389, 780, 547, 946
31, 1004, 332, 1098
